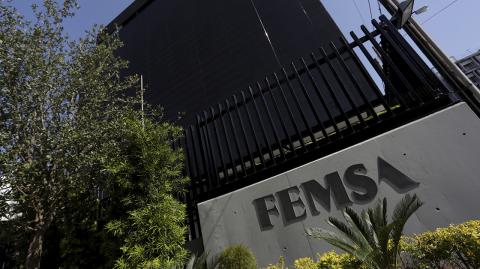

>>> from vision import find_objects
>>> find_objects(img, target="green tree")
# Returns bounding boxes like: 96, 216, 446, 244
0, 0, 137, 267
3, 1, 190, 267
104, 114, 189, 269
306, 194, 423, 269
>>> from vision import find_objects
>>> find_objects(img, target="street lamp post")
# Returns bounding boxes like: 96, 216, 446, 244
378, 0, 480, 110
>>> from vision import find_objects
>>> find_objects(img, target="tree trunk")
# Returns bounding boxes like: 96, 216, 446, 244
25, 212, 52, 269
25, 229, 45, 269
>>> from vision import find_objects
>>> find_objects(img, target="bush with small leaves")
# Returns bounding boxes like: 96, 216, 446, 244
401, 220, 480, 269
218, 245, 257, 269
293, 257, 317, 269
264, 256, 287, 269
317, 251, 363, 269
265, 251, 363, 269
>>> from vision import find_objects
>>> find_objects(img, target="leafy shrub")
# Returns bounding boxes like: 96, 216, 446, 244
317, 251, 363, 269
294, 257, 317, 269
217, 245, 257, 269
401, 220, 480, 269
264, 256, 287, 269
265, 251, 362, 269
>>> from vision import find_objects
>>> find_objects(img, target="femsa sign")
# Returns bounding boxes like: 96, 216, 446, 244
252, 157, 419, 230
198, 104, 480, 268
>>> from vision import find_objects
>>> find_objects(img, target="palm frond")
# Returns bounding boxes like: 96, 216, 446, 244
392, 194, 423, 224
343, 207, 376, 249
382, 198, 388, 226
308, 194, 422, 269
363, 210, 380, 246
328, 216, 367, 249
373, 199, 387, 231
366, 198, 388, 245
391, 194, 423, 254
306, 227, 356, 254
366, 208, 380, 245
327, 216, 376, 260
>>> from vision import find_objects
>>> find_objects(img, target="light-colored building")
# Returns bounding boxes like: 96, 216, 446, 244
456, 50, 480, 88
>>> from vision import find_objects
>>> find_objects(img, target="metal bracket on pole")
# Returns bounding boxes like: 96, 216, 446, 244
379, 0, 480, 111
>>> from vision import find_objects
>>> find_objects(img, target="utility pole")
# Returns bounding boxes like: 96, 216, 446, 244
378, 0, 480, 108
140, 75, 145, 130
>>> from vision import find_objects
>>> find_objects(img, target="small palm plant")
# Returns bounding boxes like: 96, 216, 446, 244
306, 194, 423, 269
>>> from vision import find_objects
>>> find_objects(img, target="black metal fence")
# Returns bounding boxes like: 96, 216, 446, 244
176, 16, 453, 240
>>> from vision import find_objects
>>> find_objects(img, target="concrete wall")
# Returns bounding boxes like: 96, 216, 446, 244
198, 102, 480, 267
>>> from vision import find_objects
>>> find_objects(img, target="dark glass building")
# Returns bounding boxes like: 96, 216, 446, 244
108, 0, 350, 124
106, 2, 467, 261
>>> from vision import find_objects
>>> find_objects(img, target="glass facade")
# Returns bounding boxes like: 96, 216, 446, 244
111, 0, 349, 124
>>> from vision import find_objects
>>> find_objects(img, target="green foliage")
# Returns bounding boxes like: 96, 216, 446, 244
306, 194, 423, 269
0, 1, 188, 268
0, 0, 138, 267
102, 115, 188, 269
265, 220, 480, 269
293, 257, 317, 269
264, 256, 287, 269
317, 251, 363, 269
217, 245, 257, 269
401, 220, 480, 269
265, 252, 361, 269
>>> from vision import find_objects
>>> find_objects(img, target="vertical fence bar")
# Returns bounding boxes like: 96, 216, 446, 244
209, 106, 229, 182
183, 129, 194, 179
182, 132, 198, 240
256, 82, 286, 160
249, 87, 275, 163
233, 94, 257, 172
311, 51, 353, 133
320, 47, 367, 128
379, 16, 446, 95
360, 25, 422, 104
339, 36, 392, 115
273, 72, 306, 150
188, 126, 201, 180
201, 112, 220, 187
300, 57, 338, 139
371, 20, 435, 99
241, 91, 266, 167
329, 41, 379, 122
225, 99, 248, 176
281, 68, 316, 147
265, 76, 296, 155
290, 62, 324, 146
350, 31, 410, 109
196, 116, 214, 190
185, 191, 197, 239
218, 103, 238, 180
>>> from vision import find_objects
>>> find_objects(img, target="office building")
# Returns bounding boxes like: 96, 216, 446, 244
107, 0, 373, 124
457, 50, 480, 88
110, 2, 480, 266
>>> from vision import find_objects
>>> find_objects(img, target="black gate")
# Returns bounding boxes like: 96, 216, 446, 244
176, 17, 455, 240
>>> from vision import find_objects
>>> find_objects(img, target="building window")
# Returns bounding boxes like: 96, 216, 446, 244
468, 74, 480, 86
461, 60, 478, 71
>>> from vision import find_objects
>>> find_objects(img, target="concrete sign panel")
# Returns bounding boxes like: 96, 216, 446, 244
198, 102, 480, 267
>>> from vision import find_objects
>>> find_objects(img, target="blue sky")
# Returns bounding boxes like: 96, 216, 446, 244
321, 0, 480, 60
9, 0, 480, 60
